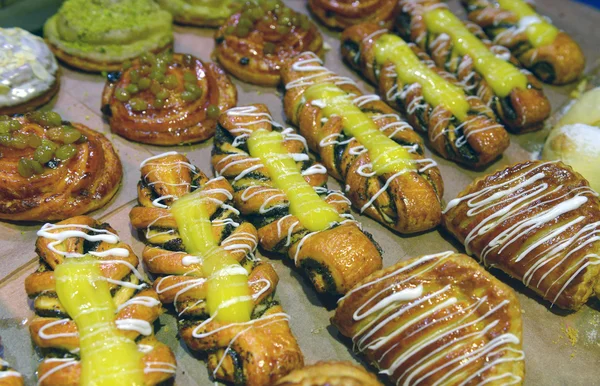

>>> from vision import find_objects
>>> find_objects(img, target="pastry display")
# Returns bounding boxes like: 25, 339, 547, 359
443, 161, 600, 310
24, 216, 177, 385
0, 112, 122, 222
0, 28, 59, 116
308, 0, 398, 30
44, 0, 174, 72
274, 361, 382, 386
129, 152, 304, 385
212, 104, 383, 294
333, 251, 525, 385
461, 0, 585, 85
397, 0, 550, 133
214, 0, 324, 86
281, 52, 444, 234
156, 0, 235, 27
0, 360, 23, 386
341, 24, 510, 168
101, 52, 236, 145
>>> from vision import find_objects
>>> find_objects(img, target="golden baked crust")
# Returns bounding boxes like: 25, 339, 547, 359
0, 72, 60, 116
333, 252, 525, 386
0, 360, 23, 386
443, 160, 600, 310
308, 0, 397, 30
274, 361, 383, 386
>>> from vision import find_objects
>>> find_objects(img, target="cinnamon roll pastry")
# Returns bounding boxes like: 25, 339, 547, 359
101, 52, 236, 145
24, 216, 177, 385
341, 23, 510, 168
212, 104, 383, 294
281, 53, 444, 234
274, 361, 382, 386
0, 112, 122, 222
214, 0, 324, 86
333, 251, 525, 385
130, 152, 304, 385
0, 360, 23, 386
308, 0, 398, 30
443, 161, 600, 310
397, 0, 550, 133
156, 0, 235, 27
461, 0, 585, 85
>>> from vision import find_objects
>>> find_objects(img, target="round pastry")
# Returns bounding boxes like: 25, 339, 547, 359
0, 28, 60, 115
308, 0, 398, 30
274, 361, 382, 386
101, 52, 237, 145
156, 0, 235, 27
214, 0, 324, 86
0, 112, 122, 221
44, 0, 174, 72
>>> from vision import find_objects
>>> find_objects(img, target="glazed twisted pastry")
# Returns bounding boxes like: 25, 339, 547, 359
281, 52, 444, 234
461, 0, 585, 85
212, 104, 383, 294
274, 361, 382, 386
341, 23, 510, 168
443, 161, 600, 310
333, 251, 525, 385
24, 216, 176, 385
397, 0, 550, 133
0, 360, 23, 386
129, 152, 304, 385
308, 0, 398, 30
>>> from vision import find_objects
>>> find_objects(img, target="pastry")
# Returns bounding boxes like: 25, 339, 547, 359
214, 0, 324, 86
461, 0, 585, 85
44, 0, 173, 72
308, 0, 398, 30
101, 52, 236, 145
281, 52, 444, 234
24, 216, 177, 385
0, 28, 60, 115
341, 23, 510, 168
156, 0, 235, 27
129, 152, 304, 385
0, 360, 23, 386
397, 0, 550, 133
443, 161, 600, 310
212, 104, 383, 294
274, 361, 382, 386
0, 112, 122, 222
333, 251, 525, 385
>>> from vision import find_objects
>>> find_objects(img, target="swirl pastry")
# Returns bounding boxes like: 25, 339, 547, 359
101, 52, 236, 145
44, 0, 174, 72
0, 28, 59, 116
0, 360, 23, 386
156, 0, 235, 27
0, 112, 122, 222
274, 361, 382, 386
130, 152, 304, 385
443, 161, 600, 310
333, 251, 525, 385
212, 104, 383, 294
24, 216, 177, 385
308, 0, 398, 30
397, 0, 550, 133
281, 53, 444, 234
461, 0, 585, 85
341, 24, 510, 168
214, 0, 324, 86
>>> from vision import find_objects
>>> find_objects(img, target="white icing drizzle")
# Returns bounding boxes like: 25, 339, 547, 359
116, 296, 161, 312
37, 223, 130, 258
144, 361, 177, 374
37, 358, 77, 386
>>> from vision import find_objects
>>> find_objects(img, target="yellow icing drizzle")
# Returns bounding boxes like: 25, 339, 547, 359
424, 8, 528, 97
374, 34, 470, 121
171, 190, 253, 323
497, 0, 559, 47
55, 257, 144, 386
304, 83, 414, 175
247, 129, 341, 231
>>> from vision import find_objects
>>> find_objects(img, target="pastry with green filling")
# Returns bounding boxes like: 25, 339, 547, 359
156, 0, 235, 27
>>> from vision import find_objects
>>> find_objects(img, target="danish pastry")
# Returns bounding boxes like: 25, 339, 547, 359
308, 0, 398, 30
156, 0, 235, 27
0, 360, 23, 386
274, 361, 382, 386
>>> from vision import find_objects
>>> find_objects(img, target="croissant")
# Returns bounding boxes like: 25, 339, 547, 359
443, 161, 600, 310
308, 0, 398, 30
0, 360, 23, 386
281, 52, 444, 234
0, 112, 122, 222
460, 0, 585, 85
333, 251, 525, 385
341, 23, 510, 168
24, 216, 176, 385
274, 361, 382, 386
129, 152, 304, 385
101, 52, 237, 145
396, 0, 550, 133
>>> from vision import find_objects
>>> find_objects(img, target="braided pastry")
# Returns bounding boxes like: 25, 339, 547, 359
341, 23, 510, 168
308, 0, 398, 30
24, 216, 176, 385
0, 360, 23, 386
443, 161, 600, 310
333, 251, 525, 385
281, 52, 444, 234
212, 104, 382, 294
397, 0, 550, 133
461, 0, 585, 85
130, 152, 304, 385
274, 361, 382, 386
